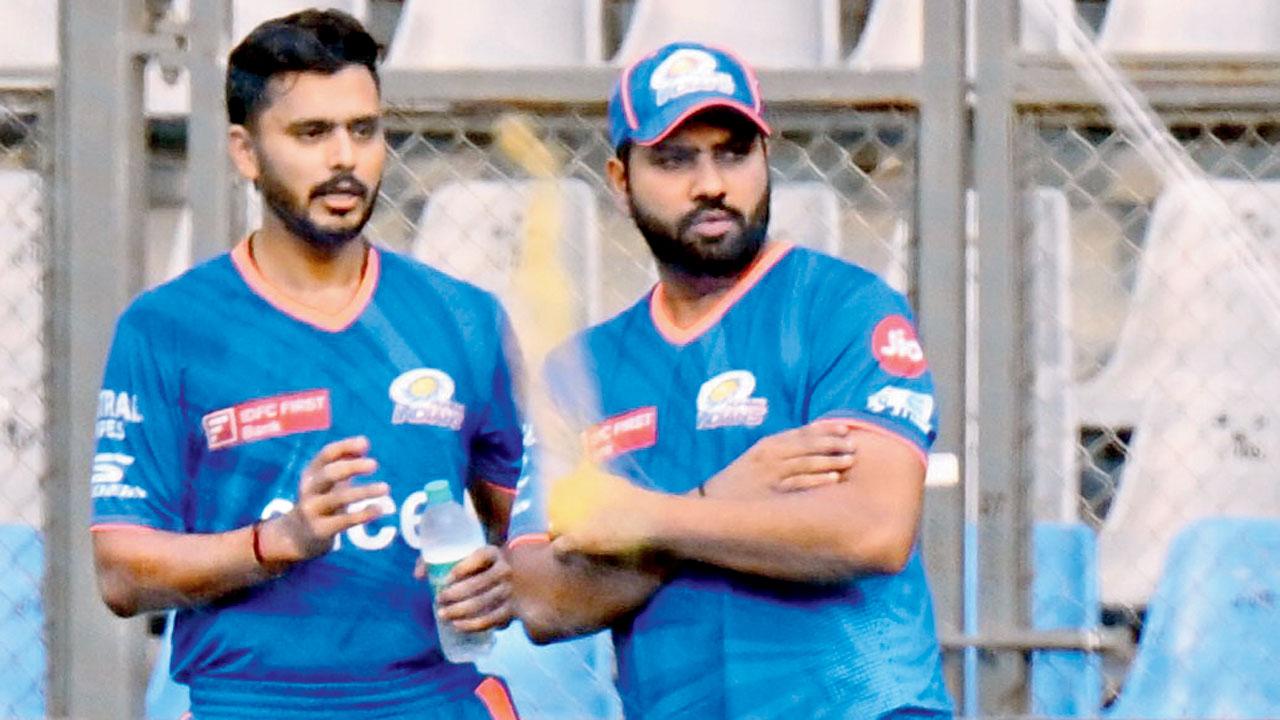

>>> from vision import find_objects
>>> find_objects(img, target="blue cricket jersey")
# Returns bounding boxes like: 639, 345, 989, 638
510, 242, 953, 719
91, 239, 525, 719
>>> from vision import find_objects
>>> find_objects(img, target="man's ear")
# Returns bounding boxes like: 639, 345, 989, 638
227, 124, 260, 184
605, 156, 629, 214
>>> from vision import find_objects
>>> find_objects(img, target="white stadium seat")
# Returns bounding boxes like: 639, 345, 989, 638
849, 0, 1078, 72
614, 0, 839, 68
232, 0, 368, 45
1083, 178, 1280, 606
146, 0, 369, 117
384, 0, 603, 69
0, 170, 46, 528
1098, 0, 1280, 56
0, 0, 57, 77
770, 182, 841, 257
410, 179, 601, 326
1026, 188, 1078, 522
848, 0, 922, 71
1019, 0, 1077, 54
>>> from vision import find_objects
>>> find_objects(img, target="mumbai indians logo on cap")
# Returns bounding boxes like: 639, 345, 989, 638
389, 368, 466, 430
650, 48, 736, 107
696, 370, 768, 429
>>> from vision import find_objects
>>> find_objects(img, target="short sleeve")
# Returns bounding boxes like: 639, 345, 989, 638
467, 305, 526, 491
506, 433, 550, 541
90, 306, 187, 530
807, 279, 939, 455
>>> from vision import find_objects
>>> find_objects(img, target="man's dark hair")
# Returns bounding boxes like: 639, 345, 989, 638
226, 9, 380, 127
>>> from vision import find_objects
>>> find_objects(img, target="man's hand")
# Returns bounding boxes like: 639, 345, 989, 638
702, 422, 858, 498
547, 459, 661, 558
262, 436, 390, 565
416, 546, 514, 633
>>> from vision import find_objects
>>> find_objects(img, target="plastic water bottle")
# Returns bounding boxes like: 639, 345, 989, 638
419, 479, 495, 662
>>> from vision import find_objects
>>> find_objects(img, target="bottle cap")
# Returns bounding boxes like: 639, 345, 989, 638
424, 480, 454, 505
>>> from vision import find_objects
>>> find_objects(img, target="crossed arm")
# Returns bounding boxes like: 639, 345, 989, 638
509, 422, 927, 643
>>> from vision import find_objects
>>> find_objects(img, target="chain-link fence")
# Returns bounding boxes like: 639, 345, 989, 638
372, 106, 917, 322
0, 87, 52, 720
1019, 106, 1280, 708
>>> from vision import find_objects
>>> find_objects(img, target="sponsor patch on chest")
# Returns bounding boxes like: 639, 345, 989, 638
202, 389, 331, 450
586, 406, 658, 461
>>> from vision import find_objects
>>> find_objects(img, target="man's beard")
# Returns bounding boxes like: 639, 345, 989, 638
629, 183, 770, 279
257, 161, 379, 253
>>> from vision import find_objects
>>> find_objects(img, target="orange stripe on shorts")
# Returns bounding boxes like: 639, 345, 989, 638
474, 676, 519, 720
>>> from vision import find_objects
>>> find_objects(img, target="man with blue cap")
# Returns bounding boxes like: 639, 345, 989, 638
507, 41, 954, 719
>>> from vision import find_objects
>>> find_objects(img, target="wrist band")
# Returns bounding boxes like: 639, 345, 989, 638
696, 482, 707, 497
251, 520, 284, 576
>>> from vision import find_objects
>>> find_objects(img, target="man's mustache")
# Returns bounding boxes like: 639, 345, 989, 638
310, 173, 369, 200
678, 201, 746, 236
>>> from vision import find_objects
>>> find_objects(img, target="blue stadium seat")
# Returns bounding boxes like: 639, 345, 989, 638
1108, 518, 1280, 719
0, 525, 44, 720
145, 612, 191, 720
1030, 522, 1102, 717
478, 625, 621, 719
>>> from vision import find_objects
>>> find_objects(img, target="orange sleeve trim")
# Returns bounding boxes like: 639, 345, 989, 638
89, 522, 162, 533
506, 533, 551, 549
231, 236, 379, 333
650, 241, 793, 346
475, 676, 520, 720
812, 418, 930, 467
481, 479, 518, 497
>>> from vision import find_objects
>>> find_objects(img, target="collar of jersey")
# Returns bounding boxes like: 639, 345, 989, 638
231, 235, 379, 333
649, 240, 793, 346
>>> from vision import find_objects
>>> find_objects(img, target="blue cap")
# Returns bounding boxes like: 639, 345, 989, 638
608, 41, 771, 151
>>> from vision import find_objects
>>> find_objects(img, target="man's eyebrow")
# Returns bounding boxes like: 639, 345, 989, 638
647, 141, 696, 155
285, 113, 381, 130
285, 118, 334, 131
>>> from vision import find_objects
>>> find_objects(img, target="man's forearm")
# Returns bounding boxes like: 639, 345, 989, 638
645, 484, 915, 582
92, 522, 289, 617
508, 540, 664, 643
552, 429, 925, 583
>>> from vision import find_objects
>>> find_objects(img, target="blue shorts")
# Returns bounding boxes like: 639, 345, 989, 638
186, 674, 519, 720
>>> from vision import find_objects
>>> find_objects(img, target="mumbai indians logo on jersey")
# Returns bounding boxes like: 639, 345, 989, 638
390, 368, 466, 430
651, 48, 736, 106
696, 370, 768, 429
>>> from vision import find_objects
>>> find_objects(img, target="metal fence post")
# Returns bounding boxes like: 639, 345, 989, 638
917, 0, 969, 707
49, 0, 150, 717
972, 0, 1031, 713
188, 0, 237, 260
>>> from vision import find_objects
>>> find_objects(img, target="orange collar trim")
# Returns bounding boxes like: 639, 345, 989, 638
649, 241, 793, 346
230, 236, 379, 333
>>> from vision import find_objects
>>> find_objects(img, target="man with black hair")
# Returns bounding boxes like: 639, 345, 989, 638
91, 11, 523, 718
508, 41, 954, 719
